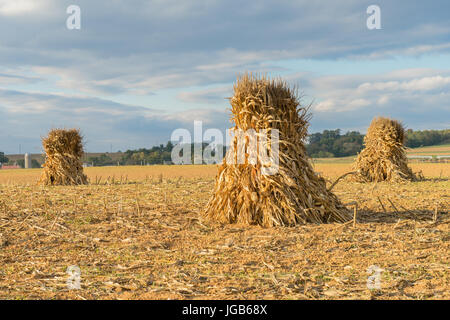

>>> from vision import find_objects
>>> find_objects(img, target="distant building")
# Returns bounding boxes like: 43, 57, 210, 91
0, 165, 21, 170
24, 153, 31, 169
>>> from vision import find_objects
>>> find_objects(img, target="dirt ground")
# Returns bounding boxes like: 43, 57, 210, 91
0, 163, 448, 300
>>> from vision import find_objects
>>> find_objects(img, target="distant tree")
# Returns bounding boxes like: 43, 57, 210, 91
405, 129, 450, 148
165, 141, 174, 152
88, 153, 114, 166
17, 159, 41, 168
307, 130, 364, 158
0, 152, 8, 163
306, 128, 449, 158
120, 141, 224, 165
113, 129, 449, 164
131, 152, 146, 163
31, 159, 41, 168
148, 151, 161, 164
17, 159, 25, 168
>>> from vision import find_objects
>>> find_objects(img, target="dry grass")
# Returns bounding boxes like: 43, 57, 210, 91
0, 163, 446, 185
0, 163, 448, 300
205, 74, 349, 226
0, 165, 218, 186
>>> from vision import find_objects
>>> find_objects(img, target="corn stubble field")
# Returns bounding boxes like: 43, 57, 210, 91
0, 163, 448, 300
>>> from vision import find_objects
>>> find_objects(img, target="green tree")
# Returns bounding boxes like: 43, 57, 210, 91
0, 152, 8, 163
307, 130, 364, 158
31, 159, 41, 168
405, 129, 450, 148
148, 151, 161, 164
17, 159, 25, 168
131, 152, 146, 163
88, 153, 114, 166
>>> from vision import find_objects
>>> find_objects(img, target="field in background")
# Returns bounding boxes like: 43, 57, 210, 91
0, 165, 219, 185
312, 144, 450, 164
0, 162, 447, 185
407, 144, 450, 155
4, 143, 450, 167
0, 162, 448, 300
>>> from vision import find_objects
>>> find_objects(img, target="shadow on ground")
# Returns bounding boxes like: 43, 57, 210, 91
356, 209, 448, 224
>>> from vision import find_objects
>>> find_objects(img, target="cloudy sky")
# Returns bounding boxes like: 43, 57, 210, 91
1, 0, 449, 154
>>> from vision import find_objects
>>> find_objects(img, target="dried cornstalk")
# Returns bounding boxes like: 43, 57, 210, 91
352, 117, 421, 183
39, 129, 88, 186
204, 73, 350, 227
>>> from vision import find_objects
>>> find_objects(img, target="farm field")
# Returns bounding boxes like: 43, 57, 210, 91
0, 163, 448, 300
407, 144, 450, 156
4, 143, 449, 169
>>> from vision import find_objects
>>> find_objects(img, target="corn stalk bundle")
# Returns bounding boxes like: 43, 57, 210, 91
204, 74, 350, 227
39, 129, 89, 186
352, 117, 419, 182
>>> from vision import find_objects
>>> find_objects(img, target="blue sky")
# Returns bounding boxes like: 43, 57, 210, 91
0, 0, 449, 154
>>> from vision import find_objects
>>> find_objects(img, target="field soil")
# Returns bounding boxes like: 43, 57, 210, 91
0, 163, 448, 300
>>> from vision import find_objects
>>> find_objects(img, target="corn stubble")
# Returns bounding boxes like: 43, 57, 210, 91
204, 74, 350, 227
39, 129, 89, 186
353, 117, 421, 182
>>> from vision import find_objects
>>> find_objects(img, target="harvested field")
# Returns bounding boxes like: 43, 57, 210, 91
407, 144, 450, 156
0, 165, 219, 186
0, 163, 448, 300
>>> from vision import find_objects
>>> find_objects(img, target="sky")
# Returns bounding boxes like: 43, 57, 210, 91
0, 0, 449, 154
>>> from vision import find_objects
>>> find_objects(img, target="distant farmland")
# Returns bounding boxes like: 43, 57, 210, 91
407, 144, 450, 155
5, 152, 125, 165
5, 144, 450, 166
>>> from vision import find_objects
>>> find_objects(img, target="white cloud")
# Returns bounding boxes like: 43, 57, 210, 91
177, 86, 231, 105
401, 76, 450, 91
0, 0, 46, 16
0, 0, 449, 150
304, 69, 450, 132
0, 71, 41, 85
347, 98, 370, 110
358, 76, 450, 92
377, 95, 390, 105
314, 99, 335, 112
1, 0, 450, 95
161, 108, 228, 125
0, 88, 229, 153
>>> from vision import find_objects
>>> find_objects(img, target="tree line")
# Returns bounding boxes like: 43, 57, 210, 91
117, 142, 175, 165
0, 152, 41, 168
1, 129, 448, 166
404, 129, 450, 148
86, 142, 177, 166
307, 130, 364, 158
105, 128, 449, 164
306, 128, 449, 158
0, 152, 8, 164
